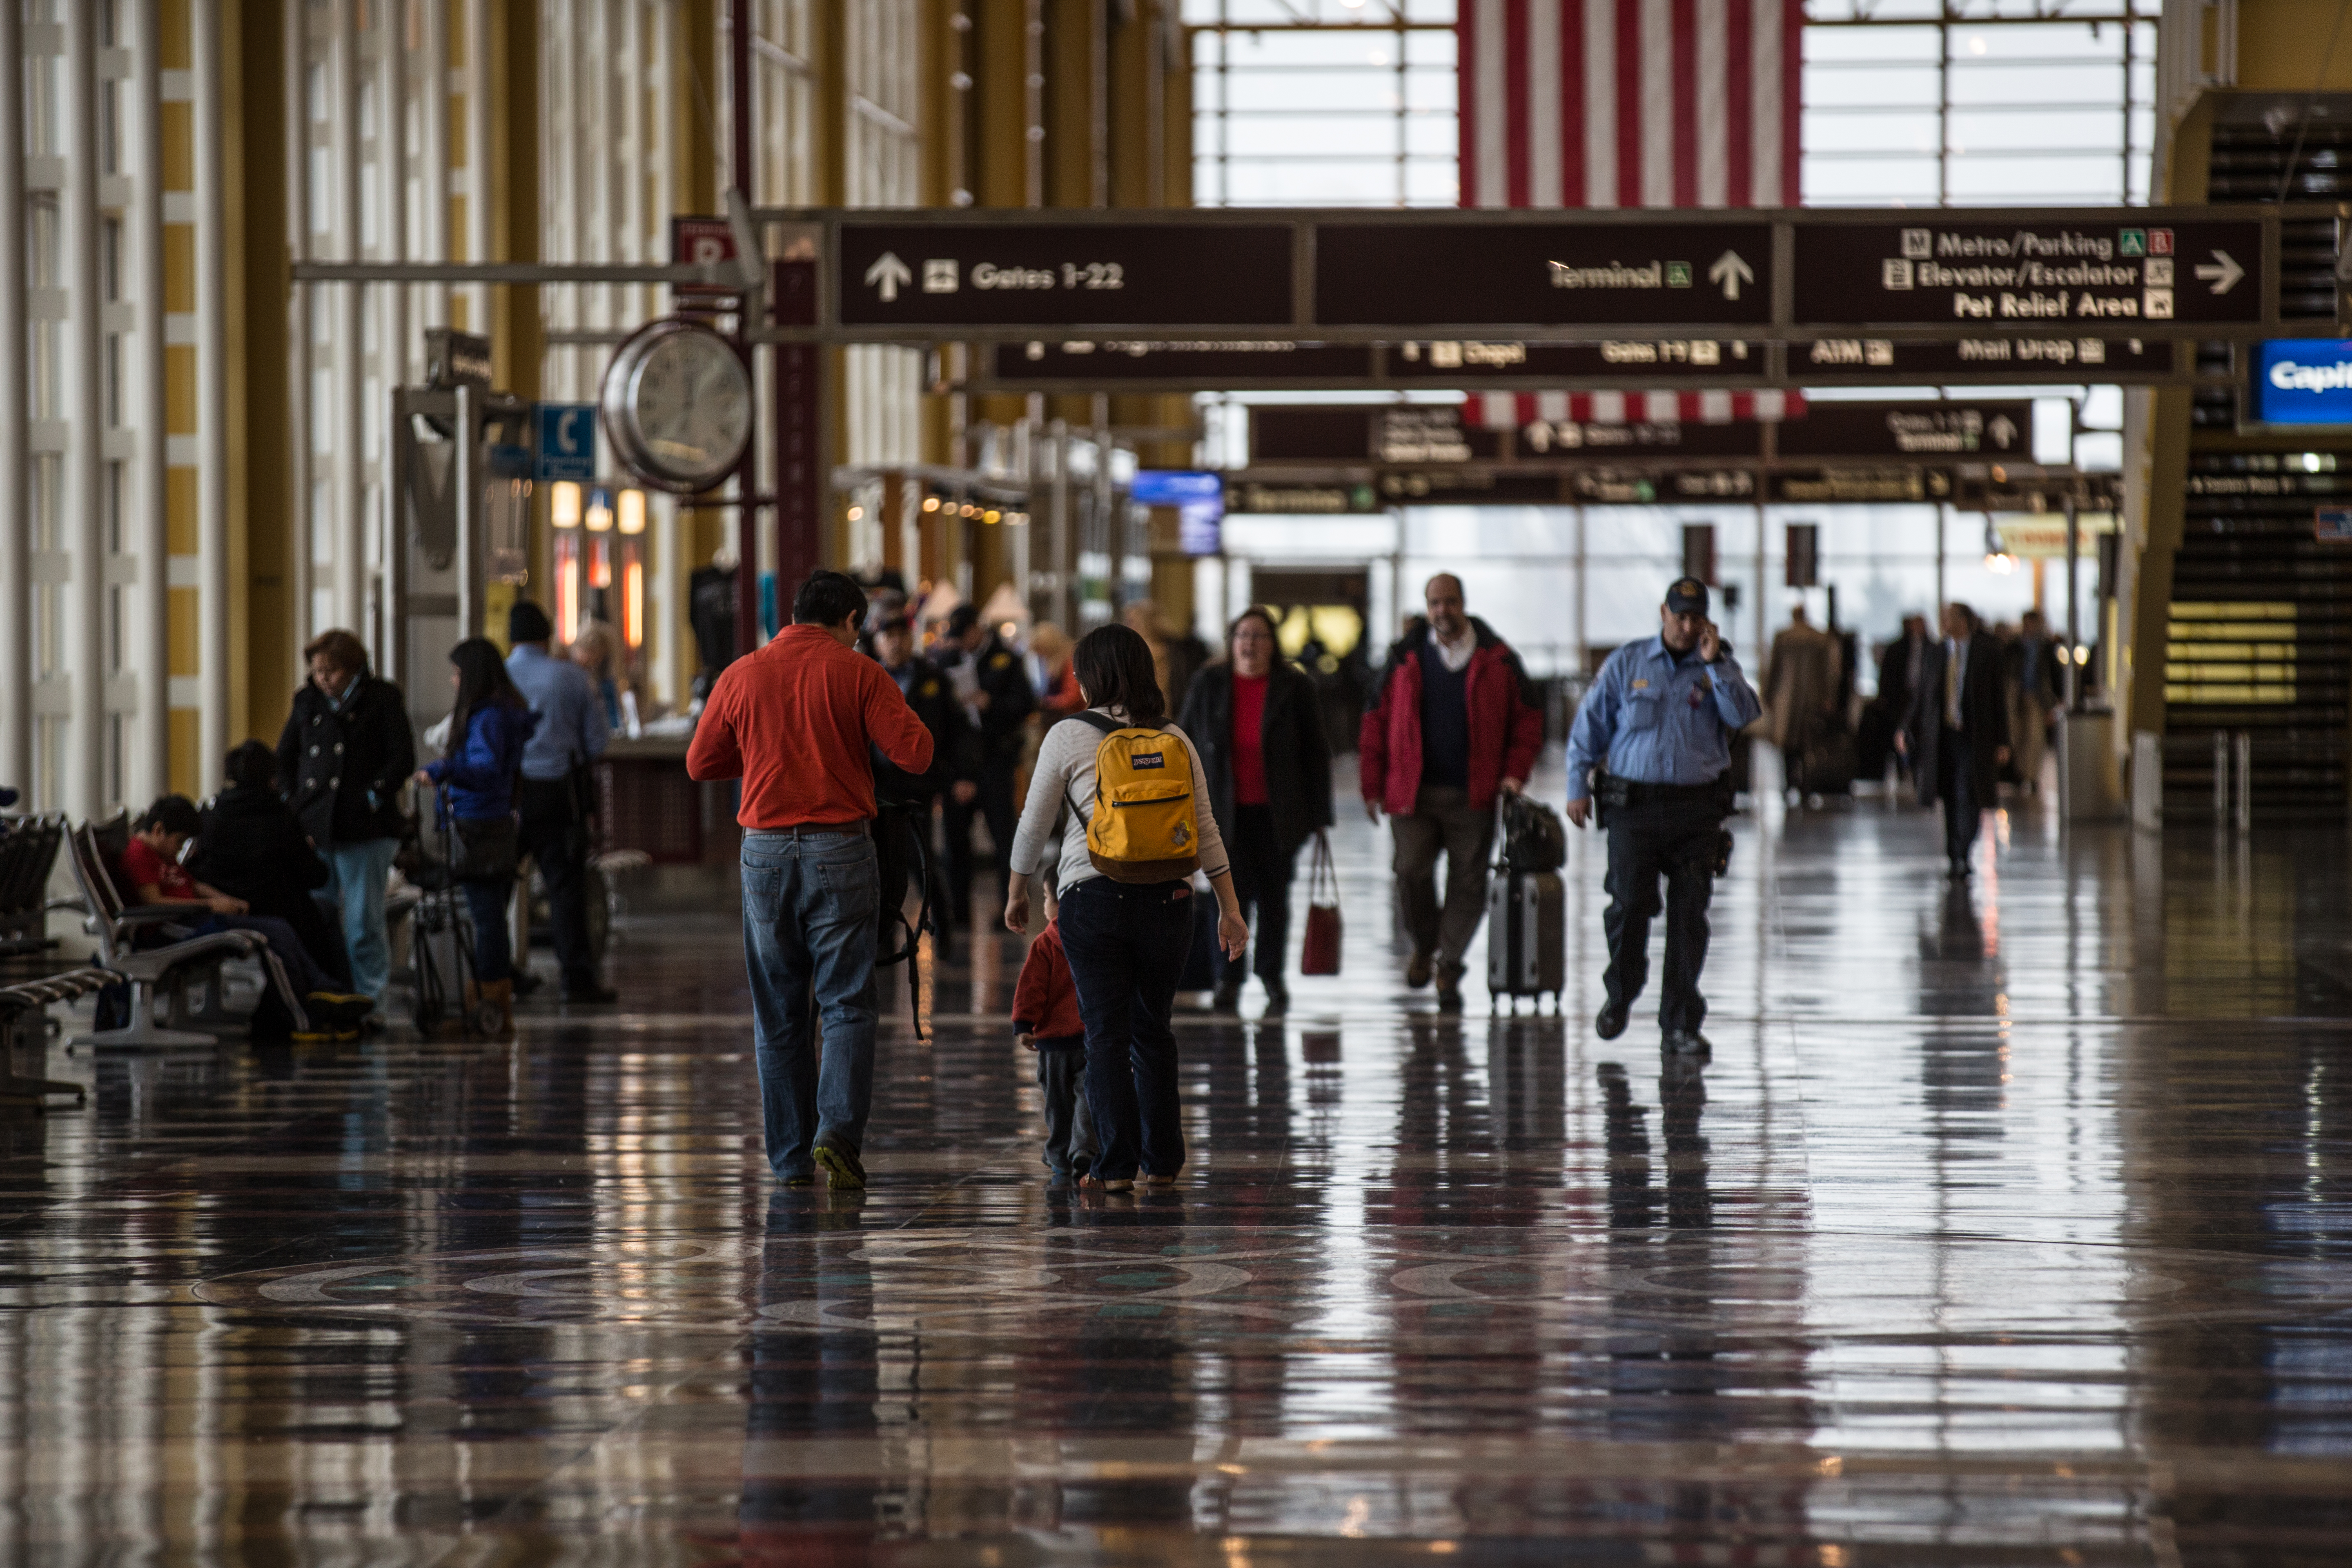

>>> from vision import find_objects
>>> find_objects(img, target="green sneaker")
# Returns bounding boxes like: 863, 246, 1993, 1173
812, 1133, 866, 1192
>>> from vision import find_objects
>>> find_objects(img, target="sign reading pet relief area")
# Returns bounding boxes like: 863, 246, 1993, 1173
2253, 341, 2352, 425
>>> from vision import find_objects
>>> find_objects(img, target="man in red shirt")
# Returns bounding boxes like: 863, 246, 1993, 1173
688, 570, 934, 1190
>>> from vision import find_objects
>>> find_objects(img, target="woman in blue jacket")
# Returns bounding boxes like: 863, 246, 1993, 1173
416, 637, 537, 1035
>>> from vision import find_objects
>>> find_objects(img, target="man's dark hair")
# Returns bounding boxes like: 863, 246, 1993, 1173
1947, 601, 1981, 633
944, 604, 981, 639
137, 795, 200, 836
1072, 623, 1166, 727
508, 599, 554, 644
792, 570, 867, 628
224, 740, 278, 791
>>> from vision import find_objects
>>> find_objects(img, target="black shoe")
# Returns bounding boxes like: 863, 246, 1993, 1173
1261, 979, 1289, 1016
1210, 979, 1243, 1014
511, 971, 546, 998
1595, 1000, 1629, 1040
561, 982, 620, 1005
1435, 983, 1464, 1015
1405, 950, 1434, 989
1662, 1028, 1712, 1056
812, 1131, 866, 1191
1949, 857, 1971, 880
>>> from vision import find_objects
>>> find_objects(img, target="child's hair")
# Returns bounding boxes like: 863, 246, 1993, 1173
1042, 881, 1060, 921
137, 795, 200, 837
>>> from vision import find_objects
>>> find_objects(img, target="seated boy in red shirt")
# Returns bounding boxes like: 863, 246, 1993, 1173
1011, 884, 1096, 1181
121, 796, 369, 1039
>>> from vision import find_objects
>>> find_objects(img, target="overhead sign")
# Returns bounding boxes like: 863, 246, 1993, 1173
1775, 400, 2033, 460
1251, 403, 1767, 466
837, 222, 1293, 327
1770, 467, 1955, 504
1313, 220, 1775, 327
2251, 340, 2352, 425
535, 403, 597, 482
1994, 511, 2119, 557
670, 216, 741, 303
1388, 339, 1766, 381
989, 340, 1376, 386
1131, 470, 1225, 557
1797, 334, 2171, 383
424, 327, 493, 390
1795, 218, 2264, 328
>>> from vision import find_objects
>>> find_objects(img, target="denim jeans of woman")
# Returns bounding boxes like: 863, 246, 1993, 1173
459, 874, 515, 984
1054, 877, 1194, 1182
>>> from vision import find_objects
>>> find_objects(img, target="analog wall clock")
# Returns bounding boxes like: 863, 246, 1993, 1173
600, 318, 754, 494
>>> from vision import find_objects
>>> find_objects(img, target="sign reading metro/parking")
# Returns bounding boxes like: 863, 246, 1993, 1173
1793, 218, 2265, 328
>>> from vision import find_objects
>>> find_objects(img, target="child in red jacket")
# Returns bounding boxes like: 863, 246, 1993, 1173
1012, 886, 1096, 1180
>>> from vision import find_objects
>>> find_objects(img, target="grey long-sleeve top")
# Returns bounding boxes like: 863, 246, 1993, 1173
1008, 706, 1231, 892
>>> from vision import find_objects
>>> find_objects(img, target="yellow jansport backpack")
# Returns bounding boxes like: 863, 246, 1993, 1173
1068, 711, 1202, 883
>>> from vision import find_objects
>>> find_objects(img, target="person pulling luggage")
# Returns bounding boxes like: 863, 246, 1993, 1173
1564, 578, 1762, 1054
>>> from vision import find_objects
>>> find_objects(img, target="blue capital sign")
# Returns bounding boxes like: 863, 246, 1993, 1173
2252, 341, 2352, 426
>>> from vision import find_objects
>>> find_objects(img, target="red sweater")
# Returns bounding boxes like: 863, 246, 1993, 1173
1011, 920, 1085, 1042
1359, 623, 1544, 816
686, 625, 935, 828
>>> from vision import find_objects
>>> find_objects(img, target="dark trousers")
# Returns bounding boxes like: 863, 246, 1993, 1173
1936, 728, 1980, 864
1033, 1043, 1098, 1177
1218, 803, 1295, 988
1390, 783, 1497, 974
459, 875, 515, 984
945, 758, 1019, 920
1601, 795, 1723, 1035
516, 774, 600, 993
1056, 876, 1193, 1182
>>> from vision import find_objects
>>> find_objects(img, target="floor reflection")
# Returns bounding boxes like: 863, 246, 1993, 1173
0, 767, 2347, 1559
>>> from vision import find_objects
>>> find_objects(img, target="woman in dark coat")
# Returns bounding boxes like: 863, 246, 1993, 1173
187, 741, 347, 987
1177, 605, 1335, 1014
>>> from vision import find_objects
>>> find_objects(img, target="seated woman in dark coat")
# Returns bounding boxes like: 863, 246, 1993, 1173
187, 740, 350, 987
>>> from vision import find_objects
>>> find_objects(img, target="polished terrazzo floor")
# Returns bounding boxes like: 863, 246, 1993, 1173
4, 755, 2350, 1564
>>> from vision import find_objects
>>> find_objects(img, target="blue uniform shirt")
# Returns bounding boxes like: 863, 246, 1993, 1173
506, 643, 611, 782
1564, 634, 1762, 802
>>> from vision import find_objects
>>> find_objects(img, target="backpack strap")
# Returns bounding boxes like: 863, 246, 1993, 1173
1065, 710, 1120, 736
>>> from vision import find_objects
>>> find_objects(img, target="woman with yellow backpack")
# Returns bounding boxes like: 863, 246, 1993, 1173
1003, 623, 1249, 1194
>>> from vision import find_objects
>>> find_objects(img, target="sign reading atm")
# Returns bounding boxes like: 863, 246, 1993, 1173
2253, 341, 2352, 425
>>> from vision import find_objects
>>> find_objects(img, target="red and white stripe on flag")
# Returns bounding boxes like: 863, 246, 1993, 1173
1459, 0, 1803, 209
1463, 390, 1804, 425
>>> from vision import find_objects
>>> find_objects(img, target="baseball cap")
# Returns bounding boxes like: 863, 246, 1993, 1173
1664, 578, 1710, 616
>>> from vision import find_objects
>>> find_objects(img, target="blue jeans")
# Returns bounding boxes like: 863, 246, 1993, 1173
323, 837, 399, 1003
459, 875, 515, 984
1056, 876, 1193, 1182
740, 829, 880, 1182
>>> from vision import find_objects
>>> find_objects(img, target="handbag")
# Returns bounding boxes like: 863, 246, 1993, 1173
1299, 831, 1343, 976
451, 815, 520, 882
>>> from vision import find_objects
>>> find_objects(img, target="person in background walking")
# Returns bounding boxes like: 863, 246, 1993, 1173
1177, 604, 1334, 1016
276, 628, 413, 1020
869, 612, 976, 960
1899, 602, 2012, 880
1861, 613, 1931, 783
2005, 608, 2064, 793
505, 600, 617, 1005
415, 638, 537, 1040
1358, 574, 1543, 1014
1027, 622, 1084, 715
687, 570, 934, 1191
937, 604, 1036, 927
1564, 578, 1763, 1054
1004, 624, 1247, 1193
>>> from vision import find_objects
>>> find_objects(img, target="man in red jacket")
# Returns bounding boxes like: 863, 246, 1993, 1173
1359, 574, 1544, 1013
688, 569, 934, 1191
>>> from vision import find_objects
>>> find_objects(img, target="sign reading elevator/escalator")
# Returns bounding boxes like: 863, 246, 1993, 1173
1312, 221, 1775, 327
837, 223, 1294, 328
1794, 218, 2264, 329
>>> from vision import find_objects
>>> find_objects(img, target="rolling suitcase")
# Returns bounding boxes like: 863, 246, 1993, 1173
1485, 867, 1565, 1013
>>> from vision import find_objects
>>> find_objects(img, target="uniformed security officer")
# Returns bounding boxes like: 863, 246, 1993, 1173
1564, 578, 1762, 1053
935, 603, 1036, 924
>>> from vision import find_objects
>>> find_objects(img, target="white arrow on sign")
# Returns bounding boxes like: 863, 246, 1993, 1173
864, 251, 913, 303
1988, 414, 2019, 450
1708, 250, 1755, 301
2194, 249, 2245, 294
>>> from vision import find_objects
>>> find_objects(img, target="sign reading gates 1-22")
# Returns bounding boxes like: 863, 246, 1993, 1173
838, 223, 1293, 328
1794, 218, 2265, 329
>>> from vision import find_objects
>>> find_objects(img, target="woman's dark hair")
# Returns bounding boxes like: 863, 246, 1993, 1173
224, 740, 278, 791
1227, 604, 1281, 650
1071, 622, 1165, 727
448, 636, 527, 748
792, 569, 868, 629
137, 795, 200, 836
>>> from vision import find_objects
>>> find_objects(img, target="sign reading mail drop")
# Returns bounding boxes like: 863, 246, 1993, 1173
2253, 341, 2352, 425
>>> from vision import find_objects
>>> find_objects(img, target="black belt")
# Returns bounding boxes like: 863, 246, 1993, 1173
1601, 775, 1728, 808
747, 821, 870, 839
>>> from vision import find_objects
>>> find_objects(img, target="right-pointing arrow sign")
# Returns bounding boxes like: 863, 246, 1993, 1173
864, 250, 913, 303
1708, 250, 1755, 301
2194, 249, 2245, 294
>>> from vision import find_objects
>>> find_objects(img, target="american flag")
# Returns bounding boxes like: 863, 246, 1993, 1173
1459, 0, 1804, 209
1464, 390, 1803, 425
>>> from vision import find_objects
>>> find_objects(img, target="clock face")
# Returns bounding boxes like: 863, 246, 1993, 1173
602, 322, 753, 492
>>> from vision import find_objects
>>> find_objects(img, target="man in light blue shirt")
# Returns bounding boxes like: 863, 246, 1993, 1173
506, 600, 616, 1004
1564, 578, 1762, 1054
